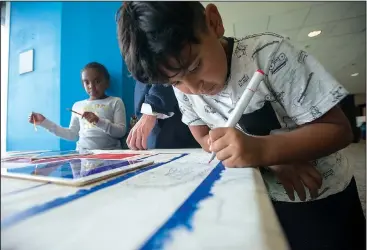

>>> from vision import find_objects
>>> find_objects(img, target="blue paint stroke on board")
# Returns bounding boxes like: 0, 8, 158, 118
1, 182, 50, 197
1, 153, 187, 229
140, 162, 226, 250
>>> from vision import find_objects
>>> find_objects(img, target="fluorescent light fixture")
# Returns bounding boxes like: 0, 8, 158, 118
351, 73, 359, 77
308, 30, 322, 37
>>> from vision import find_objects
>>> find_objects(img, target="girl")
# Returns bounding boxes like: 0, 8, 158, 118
29, 62, 127, 150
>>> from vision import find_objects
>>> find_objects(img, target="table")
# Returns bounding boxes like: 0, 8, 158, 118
1, 149, 289, 250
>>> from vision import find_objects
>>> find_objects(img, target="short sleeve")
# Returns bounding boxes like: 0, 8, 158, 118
173, 88, 206, 126
263, 39, 348, 125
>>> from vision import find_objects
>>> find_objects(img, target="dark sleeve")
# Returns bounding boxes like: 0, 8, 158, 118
135, 80, 178, 116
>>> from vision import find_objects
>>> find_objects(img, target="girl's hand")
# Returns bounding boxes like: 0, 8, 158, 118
82, 112, 99, 125
28, 112, 45, 125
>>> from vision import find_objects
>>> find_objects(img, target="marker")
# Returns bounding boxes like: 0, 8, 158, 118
66, 108, 82, 116
33, 118, 38, 132
208, 69, 265, 163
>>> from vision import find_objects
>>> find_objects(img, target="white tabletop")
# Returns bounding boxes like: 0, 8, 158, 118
1, 149, 289, 250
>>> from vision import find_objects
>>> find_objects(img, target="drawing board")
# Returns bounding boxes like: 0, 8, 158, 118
1, 158, 154, 187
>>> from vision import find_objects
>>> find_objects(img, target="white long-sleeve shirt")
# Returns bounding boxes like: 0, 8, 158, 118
40, 96, 127, 150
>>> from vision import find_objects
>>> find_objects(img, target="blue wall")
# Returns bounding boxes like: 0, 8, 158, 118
7, 2, 62, 151
7, 1, 136, 151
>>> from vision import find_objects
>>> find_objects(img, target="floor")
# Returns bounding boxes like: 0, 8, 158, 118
342, 140, 366, 215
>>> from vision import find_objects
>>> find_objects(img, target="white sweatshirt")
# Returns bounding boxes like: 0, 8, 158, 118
40, 96, 127, 150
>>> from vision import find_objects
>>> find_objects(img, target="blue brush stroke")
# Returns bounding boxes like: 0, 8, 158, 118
140, 162, 225, 250
1, 154, 187, 229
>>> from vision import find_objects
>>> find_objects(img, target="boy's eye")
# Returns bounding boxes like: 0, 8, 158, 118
188, 60, 201, 73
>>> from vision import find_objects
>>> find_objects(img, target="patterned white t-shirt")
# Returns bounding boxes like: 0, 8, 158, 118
173, 32, 353, 202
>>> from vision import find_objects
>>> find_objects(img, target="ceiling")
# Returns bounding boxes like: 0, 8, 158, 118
203, 1, 366, 94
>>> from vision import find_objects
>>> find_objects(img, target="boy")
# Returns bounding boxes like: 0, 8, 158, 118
117, 2, 365, 249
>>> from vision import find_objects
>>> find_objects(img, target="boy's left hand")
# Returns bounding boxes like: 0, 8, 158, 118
82, 111, 99, 125
209, 127, 265, 168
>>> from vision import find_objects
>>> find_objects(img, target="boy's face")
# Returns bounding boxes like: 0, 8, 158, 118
82, 68, 109, 100
164, 4, 228, 96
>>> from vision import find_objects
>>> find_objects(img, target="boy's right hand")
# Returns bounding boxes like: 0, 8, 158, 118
268, 162, 323, 201
28, 112, 45, 125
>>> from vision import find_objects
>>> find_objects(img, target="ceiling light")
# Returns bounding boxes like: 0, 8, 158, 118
351, 73, 359, 77
308, 30, 322, 37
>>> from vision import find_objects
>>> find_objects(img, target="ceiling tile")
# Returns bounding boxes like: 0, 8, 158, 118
330, 16, 366, 36
233, 16, 270, 37
268, 7, 310, 31
343, 1, 366, 19
203, 1, 366, 94
304, 2, 352, 26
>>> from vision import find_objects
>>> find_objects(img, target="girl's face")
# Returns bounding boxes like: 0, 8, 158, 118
81, 68, 109, 100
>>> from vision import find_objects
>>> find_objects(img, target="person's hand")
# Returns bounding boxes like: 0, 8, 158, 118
127, 114, 157, 150
208, 127, 265, 167
267, 162, 323, 201
82, 112, 99, 125
28, 112, 45, 125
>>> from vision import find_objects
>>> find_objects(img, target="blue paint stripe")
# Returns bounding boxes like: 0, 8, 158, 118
1, 153, 187, 229
1, 182, 50, 197
140, 162, 225, 250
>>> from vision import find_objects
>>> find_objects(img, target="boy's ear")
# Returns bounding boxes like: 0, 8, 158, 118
204, 4, 225, 38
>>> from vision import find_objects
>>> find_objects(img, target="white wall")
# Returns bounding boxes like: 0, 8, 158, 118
1, 2, 10, 154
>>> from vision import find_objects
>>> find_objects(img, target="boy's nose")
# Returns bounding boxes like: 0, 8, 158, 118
184, 78, 204, 95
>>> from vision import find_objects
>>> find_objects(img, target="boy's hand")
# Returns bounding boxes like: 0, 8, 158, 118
82, 112, 99, 125
268, 162, 323, 201
28, 112, 45, 125
208, 127, 265, 167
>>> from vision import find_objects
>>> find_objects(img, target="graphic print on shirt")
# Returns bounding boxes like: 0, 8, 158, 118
243, 32, 284, 40
323, 169, 334, 180
310, 106, 322, 119
217, 91, 231, 98
269, 53, 288, 75
183, 94, 189, 102
204, 105, 217, 114
179, 105, 186, 114
238, 74, 250, 87
330, 86, 346, 103
251, 40, 280, 59
288, 68, 298, 85
234, 41, 248, 58
82, 104, 108, 129
264, 91, 285, 104
282, 116, 297, 129
293, 72, 314, 107
297, 50, 308, 64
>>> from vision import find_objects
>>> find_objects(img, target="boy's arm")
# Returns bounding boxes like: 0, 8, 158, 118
262, 106, 352, 166
96, 98, 127, 138
40, 113, 80, 141
173, 87, 208, 149
254, 38, 352, 166
189, 125, 211, 152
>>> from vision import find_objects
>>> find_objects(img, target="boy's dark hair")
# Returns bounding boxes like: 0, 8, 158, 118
116, 2, 207, 84
82, 62, 110, 81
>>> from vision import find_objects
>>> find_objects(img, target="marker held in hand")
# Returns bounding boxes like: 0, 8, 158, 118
208, 69, 265, 163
